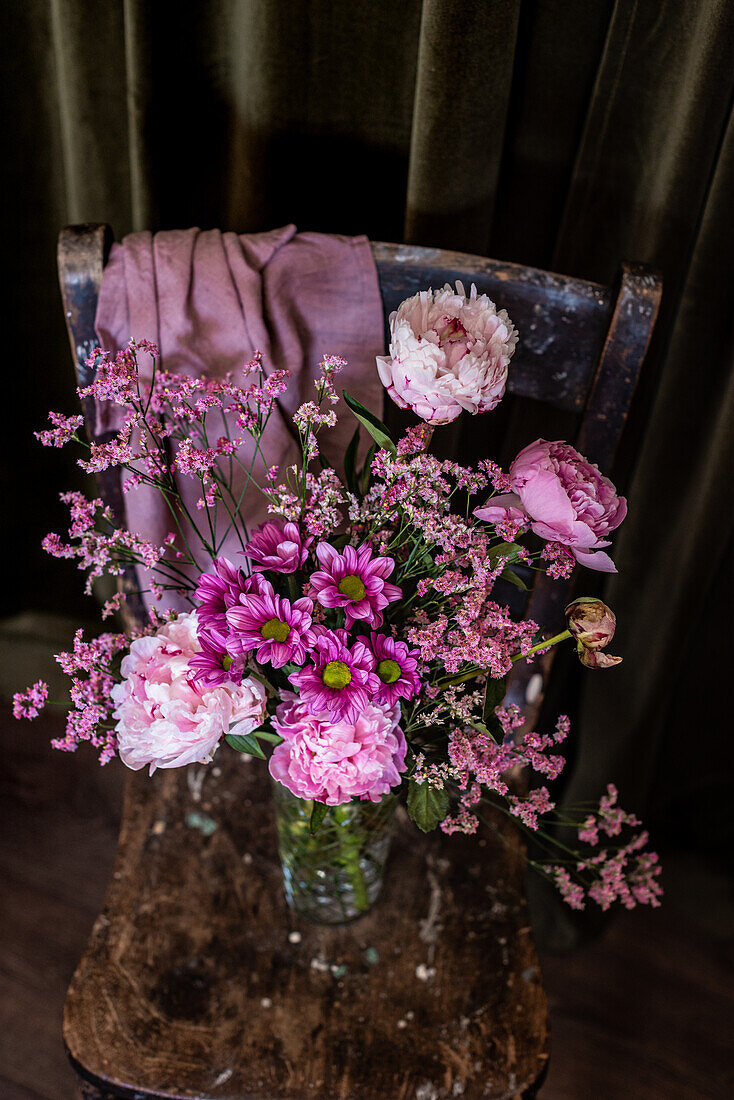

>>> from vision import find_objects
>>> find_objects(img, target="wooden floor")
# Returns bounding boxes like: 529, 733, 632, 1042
1, 708, 732, 1100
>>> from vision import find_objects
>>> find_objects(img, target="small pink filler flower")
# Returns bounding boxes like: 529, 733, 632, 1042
310, 542, 402, 629
474, 439, 627, 572
111, 612, 267, 774
376, 281, 517, 425
269, 691, 407, 805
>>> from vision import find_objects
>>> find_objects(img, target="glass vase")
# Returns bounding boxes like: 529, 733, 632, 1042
271, 779, 399, 924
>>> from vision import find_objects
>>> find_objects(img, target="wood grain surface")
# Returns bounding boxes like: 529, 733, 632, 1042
3, 703, 732, 1100
62, 750, 548, 1099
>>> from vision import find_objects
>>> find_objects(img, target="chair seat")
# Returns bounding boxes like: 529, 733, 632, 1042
63, 754, 548, 1099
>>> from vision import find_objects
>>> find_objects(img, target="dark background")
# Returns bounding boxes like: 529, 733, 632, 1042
1, 2, 733, 1096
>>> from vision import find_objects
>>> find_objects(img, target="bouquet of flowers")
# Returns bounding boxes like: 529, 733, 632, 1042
16, 282, 661, 922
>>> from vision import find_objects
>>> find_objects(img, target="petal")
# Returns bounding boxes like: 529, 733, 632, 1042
572, 548, 617, 573
474, 493, 525, 522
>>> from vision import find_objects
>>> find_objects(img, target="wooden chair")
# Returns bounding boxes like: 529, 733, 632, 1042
57, 224, 661, 1099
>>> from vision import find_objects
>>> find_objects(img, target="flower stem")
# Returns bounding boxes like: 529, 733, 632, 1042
512, 629, 572, 663
333, 805, 370, 912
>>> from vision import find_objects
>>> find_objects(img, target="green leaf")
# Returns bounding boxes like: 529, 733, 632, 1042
360, 442, 377, 495
344, 426, 361, 496
225, 732, 266, 759
254, 730, 283, 744
482, 675, 507, 729
488, 542, 524, 567
343, 391, 397, 457
407, 779, 449, 833
502, 567, 528, 590
310, 801, 329, 835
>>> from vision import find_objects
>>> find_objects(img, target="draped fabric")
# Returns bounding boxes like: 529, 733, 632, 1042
95, 225, 383, 604
5, 1, 734, 853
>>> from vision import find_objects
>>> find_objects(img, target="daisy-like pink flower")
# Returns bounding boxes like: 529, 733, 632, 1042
309, 542, 402, 629
188, 628, 244, 688
225, 584, 315, 668
289, 626, 380, 724
195, 557, 266, 634
244, 521, 313, 573
368, 633, 422, 706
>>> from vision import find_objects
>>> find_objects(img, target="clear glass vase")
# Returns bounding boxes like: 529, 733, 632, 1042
271, 780, 399, 924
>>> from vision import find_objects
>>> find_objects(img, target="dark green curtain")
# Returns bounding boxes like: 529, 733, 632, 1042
4, 0, 734, 848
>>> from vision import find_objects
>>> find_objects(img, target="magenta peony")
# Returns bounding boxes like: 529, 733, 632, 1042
269, 691, 407, 805
111, 612, 267, 774
376, 281, 517, 425
474, 439, 627, 572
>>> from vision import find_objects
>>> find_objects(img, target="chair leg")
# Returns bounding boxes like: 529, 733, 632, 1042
522, 1059, 549, 1097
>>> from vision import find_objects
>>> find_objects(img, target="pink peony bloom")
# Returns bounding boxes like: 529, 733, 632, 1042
244, 520, 313, 573
309, 541, 402, 629
111, 612, 267, 774
225, 583, 314, 668
367, 633, 421, 707
474, 439, 627, 572
376, 281, 517, 425
269, 691, 407, 805
289, 626, 380, 724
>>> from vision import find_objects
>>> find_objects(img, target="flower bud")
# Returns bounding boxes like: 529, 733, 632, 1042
565, 598, 622, 669
565, 597, 616, 650
578, 647, 623, 669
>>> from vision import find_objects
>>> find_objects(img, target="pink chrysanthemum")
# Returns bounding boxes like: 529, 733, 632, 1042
309, 542, 402, 629
188, 628, 244, 687
244, 521, 313, 573
225, 584, 315, 668
289, 626, 380, 724
269, 691, 407, 805
367, 633, 421, 706
195, 557, 267, 634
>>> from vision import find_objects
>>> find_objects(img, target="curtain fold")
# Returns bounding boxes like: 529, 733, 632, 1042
569, 98, 734, 817
4, 0, 733, 851
404, 0, 521, 252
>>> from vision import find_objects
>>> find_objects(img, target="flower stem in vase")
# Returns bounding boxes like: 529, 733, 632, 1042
333, 804, 370, 914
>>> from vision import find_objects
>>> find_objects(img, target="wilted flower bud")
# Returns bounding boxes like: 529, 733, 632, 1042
565, 597, 622, 669
578, 647, 623, 669
565, 597, 616, 649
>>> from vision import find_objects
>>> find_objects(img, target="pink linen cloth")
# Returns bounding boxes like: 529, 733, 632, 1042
95, 225, 384, 608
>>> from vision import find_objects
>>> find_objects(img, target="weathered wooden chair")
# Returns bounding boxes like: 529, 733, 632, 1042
58, 224, 661, 1099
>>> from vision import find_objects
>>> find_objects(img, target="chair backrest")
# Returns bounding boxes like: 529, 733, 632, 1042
58, 224, 661, 723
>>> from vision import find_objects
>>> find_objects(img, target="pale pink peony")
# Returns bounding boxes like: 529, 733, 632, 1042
474, 439, 627, 572
269, 691, 407, 805
111, 612, 267, 774
376, 281, 517, 425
